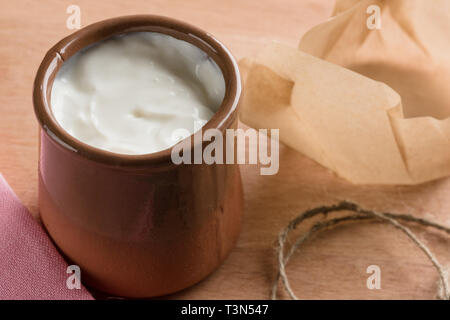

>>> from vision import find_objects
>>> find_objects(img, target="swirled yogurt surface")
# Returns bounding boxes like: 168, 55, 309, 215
51, 32, 225, 155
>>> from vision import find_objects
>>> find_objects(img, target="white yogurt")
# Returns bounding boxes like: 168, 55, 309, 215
51, 32, 225, 155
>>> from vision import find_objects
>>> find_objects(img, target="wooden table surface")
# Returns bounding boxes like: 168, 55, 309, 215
1, 0, 449, 300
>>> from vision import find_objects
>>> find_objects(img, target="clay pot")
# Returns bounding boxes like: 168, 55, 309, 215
33, 15, 243, 298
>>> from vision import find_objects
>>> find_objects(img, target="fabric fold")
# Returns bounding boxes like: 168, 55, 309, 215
0, 174, 93, 300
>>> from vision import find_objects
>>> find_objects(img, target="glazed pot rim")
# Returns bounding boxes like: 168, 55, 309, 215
33, 15, 241, 167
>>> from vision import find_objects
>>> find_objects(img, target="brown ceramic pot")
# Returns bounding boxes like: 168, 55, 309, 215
33, 15, 243, 298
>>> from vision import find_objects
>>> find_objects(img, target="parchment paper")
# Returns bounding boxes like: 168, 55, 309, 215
239, 0, 450, 185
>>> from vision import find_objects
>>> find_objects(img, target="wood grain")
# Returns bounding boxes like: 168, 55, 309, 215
1, 0, 449, 300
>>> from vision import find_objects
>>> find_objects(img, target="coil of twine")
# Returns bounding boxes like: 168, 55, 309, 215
272, 201, 450, 300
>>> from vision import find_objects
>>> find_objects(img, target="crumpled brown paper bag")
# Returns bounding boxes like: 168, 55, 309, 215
240, 0, 450, 185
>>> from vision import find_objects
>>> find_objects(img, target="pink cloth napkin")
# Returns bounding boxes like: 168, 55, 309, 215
0, 174, 93, 300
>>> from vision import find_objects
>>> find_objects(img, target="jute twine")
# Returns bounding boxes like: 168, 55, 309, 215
272, 201, 450, 300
